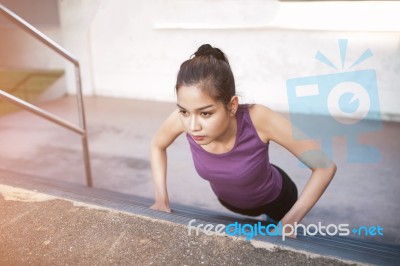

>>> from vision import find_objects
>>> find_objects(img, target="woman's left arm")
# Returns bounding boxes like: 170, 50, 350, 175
251, 105, 337, 228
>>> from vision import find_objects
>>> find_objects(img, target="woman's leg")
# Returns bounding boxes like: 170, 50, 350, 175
217, 198, 264, 217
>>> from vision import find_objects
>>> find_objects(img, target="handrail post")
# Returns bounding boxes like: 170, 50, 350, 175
75, 64, 93, 187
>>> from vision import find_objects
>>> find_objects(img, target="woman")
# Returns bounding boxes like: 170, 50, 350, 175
150, 44, 336, 231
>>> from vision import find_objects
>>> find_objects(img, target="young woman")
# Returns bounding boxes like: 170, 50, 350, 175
150, 44, 336, 230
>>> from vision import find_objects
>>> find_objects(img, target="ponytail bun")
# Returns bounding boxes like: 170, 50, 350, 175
176, 44, 235, 106
194, 44, 227, 62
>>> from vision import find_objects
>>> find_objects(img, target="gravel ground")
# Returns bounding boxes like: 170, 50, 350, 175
0, 185, 359, 266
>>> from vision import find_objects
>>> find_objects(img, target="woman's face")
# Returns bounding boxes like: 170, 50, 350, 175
177, 84, 233, 145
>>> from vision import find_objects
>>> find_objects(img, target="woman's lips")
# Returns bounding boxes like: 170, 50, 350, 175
192, 135, 205, 141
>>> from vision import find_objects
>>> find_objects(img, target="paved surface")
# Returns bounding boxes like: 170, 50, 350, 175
0, 95, 399, 248
0, 184, 357, 265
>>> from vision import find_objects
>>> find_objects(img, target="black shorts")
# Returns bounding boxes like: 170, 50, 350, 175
218, 164, 298, 221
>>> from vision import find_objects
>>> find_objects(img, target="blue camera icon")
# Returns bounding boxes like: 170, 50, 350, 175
286, 69, 382, 163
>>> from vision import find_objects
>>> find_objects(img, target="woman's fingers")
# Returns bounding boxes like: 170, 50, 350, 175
150, 202, 172, 213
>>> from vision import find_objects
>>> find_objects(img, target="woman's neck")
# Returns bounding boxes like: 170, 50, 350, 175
202, 115, 237, 154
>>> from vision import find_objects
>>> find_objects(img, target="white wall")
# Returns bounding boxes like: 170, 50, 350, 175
57, 0, 103, 96
60, 1, 400, 120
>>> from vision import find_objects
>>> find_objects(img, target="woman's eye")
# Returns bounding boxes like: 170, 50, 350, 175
179, 110, 189, 116
201, 112, 211, 117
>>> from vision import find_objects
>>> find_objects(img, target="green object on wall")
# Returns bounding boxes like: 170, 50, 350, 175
0, 69, 64, 115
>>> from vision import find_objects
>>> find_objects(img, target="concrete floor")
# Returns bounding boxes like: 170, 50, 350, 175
0, 95, 399, 245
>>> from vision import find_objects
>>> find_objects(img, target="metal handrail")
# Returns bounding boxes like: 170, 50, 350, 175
0, 90, 85, 135
0, 4, 93, 187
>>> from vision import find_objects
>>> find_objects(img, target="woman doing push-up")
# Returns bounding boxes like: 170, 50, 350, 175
150, 44, 336, 231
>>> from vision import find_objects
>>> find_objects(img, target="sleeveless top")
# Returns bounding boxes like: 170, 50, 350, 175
186, 104, 283, 209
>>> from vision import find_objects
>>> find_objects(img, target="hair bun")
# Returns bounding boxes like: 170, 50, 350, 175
194, 44, 226, 61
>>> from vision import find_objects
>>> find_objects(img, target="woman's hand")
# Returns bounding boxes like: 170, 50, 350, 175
269, 222, 297, 239
150, 201, 172, 213
281, 223, 298, 239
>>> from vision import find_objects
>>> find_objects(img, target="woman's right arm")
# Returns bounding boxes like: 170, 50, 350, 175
150, 108, 185, 212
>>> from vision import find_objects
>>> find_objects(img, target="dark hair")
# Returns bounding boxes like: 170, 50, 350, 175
175, 44, 235, 107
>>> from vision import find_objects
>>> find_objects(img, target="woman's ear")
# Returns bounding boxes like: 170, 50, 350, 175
229, 96, 239, 116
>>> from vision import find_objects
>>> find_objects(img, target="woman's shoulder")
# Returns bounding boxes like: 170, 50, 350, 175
246, 104, 276, 143
237, 103, 272, 115
247, 103, 295, 144
152, 108, 185, 149
248, 104, 274, 120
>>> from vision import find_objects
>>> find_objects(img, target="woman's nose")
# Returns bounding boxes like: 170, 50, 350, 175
190, 116, 201, 131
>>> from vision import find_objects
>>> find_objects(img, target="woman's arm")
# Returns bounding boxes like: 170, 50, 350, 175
150, 109, 185, 212
251, 105, 337, 228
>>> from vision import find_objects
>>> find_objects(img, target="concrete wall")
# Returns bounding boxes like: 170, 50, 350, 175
1, 1, 399, 120
58, 0, 400, 121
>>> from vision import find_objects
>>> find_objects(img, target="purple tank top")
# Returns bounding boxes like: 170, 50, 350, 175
186, 104, 283, 209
